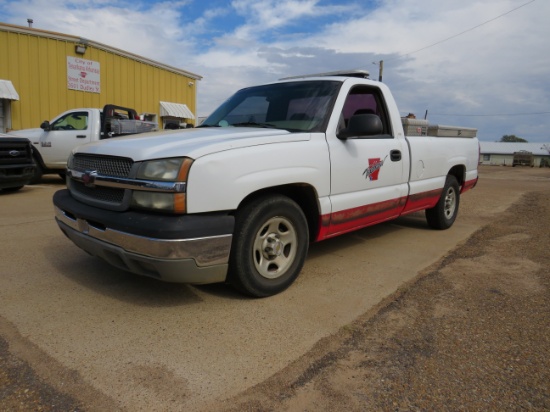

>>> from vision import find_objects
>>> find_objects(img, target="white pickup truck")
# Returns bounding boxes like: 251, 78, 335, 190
9, 104, 156, 181
53, 70, 479, 297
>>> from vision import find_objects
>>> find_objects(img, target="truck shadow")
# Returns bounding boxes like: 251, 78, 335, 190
46, 212, 432, 304
31, 174, 66, 186
45, 242, 213, 307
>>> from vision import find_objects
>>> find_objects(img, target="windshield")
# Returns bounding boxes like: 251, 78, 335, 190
200, 80, 342, 132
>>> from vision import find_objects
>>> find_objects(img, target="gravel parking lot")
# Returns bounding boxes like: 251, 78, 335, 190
1, 165, 549, 411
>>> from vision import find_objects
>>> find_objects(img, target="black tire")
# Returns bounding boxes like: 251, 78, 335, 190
1, 186, 23, 193
30, 161, 44, 184
228, 195, 309, 297
425, 175, 460, 230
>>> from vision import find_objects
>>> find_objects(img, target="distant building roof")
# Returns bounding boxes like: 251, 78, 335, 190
480, 142, 550, 156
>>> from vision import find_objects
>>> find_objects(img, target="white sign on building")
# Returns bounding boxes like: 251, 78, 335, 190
67, 56, 100, 93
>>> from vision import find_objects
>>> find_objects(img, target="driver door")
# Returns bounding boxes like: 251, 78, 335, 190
325, 85, 409, 237
39, 110, 92, 167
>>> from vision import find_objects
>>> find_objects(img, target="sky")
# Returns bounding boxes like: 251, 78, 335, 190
1, 0, 550, 143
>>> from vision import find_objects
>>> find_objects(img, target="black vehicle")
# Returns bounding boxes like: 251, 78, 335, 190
0, 133, 36, 192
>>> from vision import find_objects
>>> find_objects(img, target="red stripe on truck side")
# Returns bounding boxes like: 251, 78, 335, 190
461, 178, 478, 193
316, 196, 407, 240
315, 180, 473, 241
400, 188, 442, 215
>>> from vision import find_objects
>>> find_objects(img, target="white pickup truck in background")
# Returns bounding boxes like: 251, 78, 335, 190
8, 104, 157, 181
53, 70, 479, 297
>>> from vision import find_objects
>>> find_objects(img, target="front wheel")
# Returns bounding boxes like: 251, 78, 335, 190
228, 195, 309, 297
425, 175, 460, 230
1, 186, 23, 193
30, 160, 44, 184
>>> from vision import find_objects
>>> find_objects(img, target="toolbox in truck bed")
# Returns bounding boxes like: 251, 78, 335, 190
427, 124, 477, 138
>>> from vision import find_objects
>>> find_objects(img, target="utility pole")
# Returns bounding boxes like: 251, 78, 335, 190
378, 60, 384, 82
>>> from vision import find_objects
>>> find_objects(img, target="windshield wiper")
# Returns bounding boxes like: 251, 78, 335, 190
232, 122, 278, 129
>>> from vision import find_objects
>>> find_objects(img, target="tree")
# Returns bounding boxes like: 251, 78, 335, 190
500, 135, 528, 142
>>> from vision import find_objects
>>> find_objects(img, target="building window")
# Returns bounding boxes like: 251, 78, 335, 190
483, 154, 490, 161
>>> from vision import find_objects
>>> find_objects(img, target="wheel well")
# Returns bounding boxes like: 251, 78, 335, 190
32, 149, 59, 174
448, 165, 465, 188
236, 184, 320, 242
32, 149, 47, 170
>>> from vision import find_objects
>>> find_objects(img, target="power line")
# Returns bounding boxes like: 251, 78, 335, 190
390, 0, 536, 61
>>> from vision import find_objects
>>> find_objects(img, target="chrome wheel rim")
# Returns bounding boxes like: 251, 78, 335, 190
252, 216, 297, 279
443, 186, 457, 219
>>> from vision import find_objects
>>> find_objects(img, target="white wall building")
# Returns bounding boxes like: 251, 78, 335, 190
479, 142, 550, 167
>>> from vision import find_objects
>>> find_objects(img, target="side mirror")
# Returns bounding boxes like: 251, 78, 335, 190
40, 121, 51, 131
337, 113, 383, 139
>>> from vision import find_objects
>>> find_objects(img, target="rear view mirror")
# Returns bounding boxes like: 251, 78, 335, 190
40, 121, 51, 131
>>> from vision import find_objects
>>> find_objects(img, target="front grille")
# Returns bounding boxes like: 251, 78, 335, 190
0, 139, 33, 166
72, 154, 133, 177
72, 181, 126, 203
69, 154, 134, 209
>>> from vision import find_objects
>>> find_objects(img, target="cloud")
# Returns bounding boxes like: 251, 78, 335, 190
2, 0, 549, 141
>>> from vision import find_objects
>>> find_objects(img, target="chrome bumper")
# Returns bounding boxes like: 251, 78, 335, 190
55, 206, 231, 284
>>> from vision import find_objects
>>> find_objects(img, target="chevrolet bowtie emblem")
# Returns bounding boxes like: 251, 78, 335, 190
82, 170, 98, 187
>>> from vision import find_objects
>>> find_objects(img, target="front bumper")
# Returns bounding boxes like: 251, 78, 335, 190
0, 164, 35, 189
53, 189, 234, 284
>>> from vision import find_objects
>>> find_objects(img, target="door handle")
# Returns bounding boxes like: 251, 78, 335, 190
76, 135, 87, 138
390, 150, 401, 161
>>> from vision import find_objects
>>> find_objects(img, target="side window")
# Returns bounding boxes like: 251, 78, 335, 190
340, 86, 392, 136
51, 112, 89, 131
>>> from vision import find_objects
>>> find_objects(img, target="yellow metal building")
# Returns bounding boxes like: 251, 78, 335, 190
0, 22, 202, 133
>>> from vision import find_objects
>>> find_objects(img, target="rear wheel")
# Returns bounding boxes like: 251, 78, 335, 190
228, 195, 309, 297
425, 175, 460, 230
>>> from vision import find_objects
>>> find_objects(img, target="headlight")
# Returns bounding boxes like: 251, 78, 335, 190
132, 157, 192, 214
137, 158, 184, 181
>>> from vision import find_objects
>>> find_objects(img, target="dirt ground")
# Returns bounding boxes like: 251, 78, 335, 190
1, 165, 549, 411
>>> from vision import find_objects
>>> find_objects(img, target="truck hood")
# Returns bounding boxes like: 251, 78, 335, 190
8, 128, 43, 142
71, 127, 311, 161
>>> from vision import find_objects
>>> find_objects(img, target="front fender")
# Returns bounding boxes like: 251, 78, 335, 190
186, 136, 330, 214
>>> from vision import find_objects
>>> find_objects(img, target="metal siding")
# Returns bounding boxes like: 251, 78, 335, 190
17, 33, 31, 127
0, 101, 4, 131
28, 36, 41, 120
126, 57, 135, 105
1, 25, 198, 131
